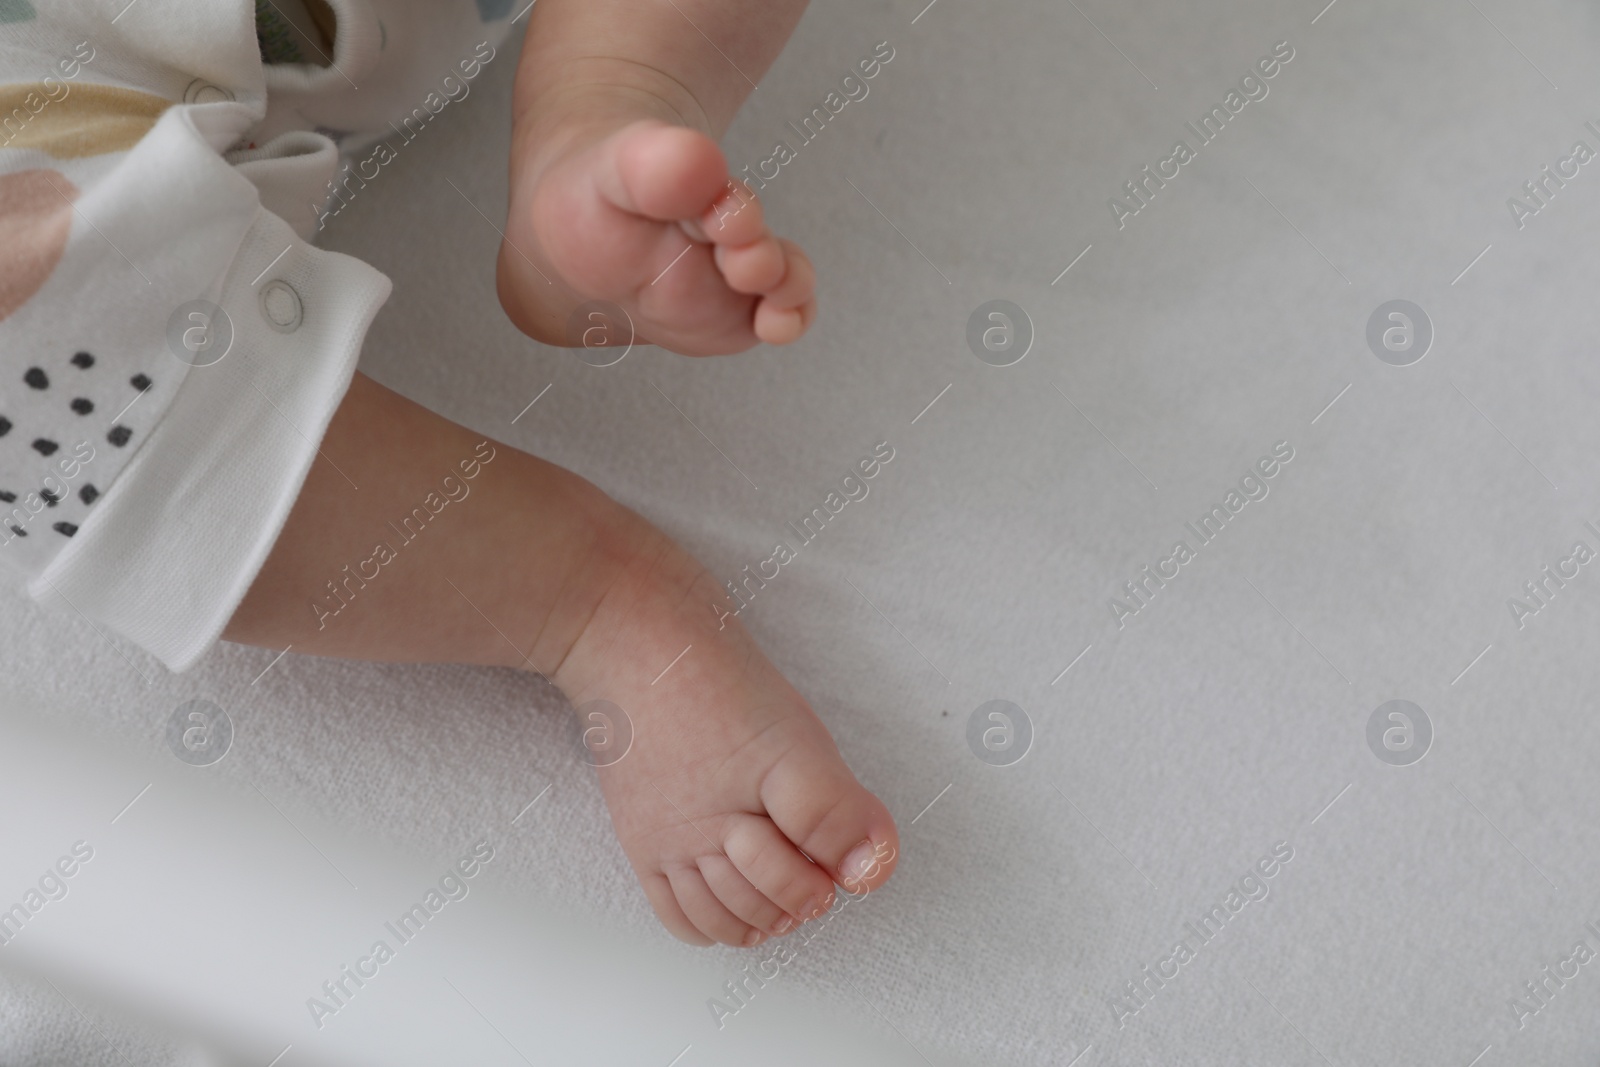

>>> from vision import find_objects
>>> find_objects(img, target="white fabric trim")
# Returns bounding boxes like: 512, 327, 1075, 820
29, 208, 390, 672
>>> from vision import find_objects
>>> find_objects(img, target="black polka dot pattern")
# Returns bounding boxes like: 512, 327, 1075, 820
2, 349, 160, 561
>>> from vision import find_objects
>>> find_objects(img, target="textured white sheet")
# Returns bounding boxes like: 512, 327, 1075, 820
7, 0, 1600, 1063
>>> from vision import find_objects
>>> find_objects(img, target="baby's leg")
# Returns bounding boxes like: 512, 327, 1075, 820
497, 0, 819, 355
223, 373, 615, 668
225, 374, 899, 946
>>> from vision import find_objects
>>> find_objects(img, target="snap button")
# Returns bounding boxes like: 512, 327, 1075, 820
184, 78, 234, 104
260, 280, 303, 333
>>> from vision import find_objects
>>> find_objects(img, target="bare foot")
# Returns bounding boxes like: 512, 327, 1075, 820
553, 516, 898, 946
499, 114, 817, 355
225, 377, 891, 948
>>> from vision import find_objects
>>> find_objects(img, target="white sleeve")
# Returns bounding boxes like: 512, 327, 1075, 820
0, 2, 390, 671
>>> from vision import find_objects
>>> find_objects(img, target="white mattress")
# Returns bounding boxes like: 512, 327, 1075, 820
7, 0, 1600, 1062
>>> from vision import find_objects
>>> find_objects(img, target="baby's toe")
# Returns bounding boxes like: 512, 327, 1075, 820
753, 300, 813, 346
762, 743, 900, 896
716, 237, 786, 295
761, 239, 816, 309
697, 180, 767, 246
641, 871, 714, 947
605, 121, 730, 222
751, 240, 817, 345
666, 863, 765, 947
723, 813, 838, 924
697, 852, 794, 936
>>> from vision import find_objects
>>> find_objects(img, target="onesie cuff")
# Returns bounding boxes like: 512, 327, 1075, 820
29, 207, 391, 673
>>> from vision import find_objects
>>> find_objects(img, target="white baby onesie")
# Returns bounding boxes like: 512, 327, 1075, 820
0, 0, 518, 670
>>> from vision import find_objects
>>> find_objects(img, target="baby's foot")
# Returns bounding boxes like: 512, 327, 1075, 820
222, 373, 889, 945
500, 117, 817, 356
553, 516, 898, 946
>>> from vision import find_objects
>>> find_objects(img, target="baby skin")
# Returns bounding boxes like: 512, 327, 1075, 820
222, 0, 898, 947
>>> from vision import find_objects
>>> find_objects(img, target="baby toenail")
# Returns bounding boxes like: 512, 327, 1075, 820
771, 916, 794, 936
743, 929, 764, 947
840, 840, 879, 888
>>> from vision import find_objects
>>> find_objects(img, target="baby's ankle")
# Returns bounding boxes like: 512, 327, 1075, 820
470, 461, 652, 683
539, 501, 723, 705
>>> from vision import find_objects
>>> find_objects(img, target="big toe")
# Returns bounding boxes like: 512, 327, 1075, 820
603, 120, 729, 221
761, 739, 899, 896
